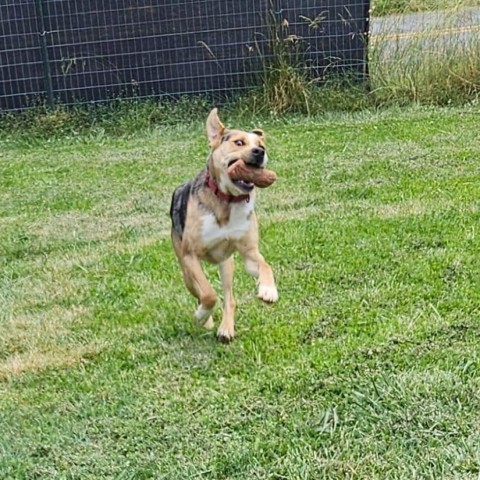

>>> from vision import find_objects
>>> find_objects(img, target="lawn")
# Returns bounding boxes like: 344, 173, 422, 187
1, 105, 480, 479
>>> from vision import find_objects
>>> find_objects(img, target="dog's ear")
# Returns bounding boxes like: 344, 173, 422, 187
206, 108, 225, 147
252, 129, 265, 139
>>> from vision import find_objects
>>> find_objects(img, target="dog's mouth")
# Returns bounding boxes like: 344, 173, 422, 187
232, 179, 255, 192
227, 158, 256, 192
228, 158, 263, 169
227, 159, 240, 167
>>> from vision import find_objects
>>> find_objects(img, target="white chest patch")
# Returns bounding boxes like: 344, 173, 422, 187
201, 200, 255, 247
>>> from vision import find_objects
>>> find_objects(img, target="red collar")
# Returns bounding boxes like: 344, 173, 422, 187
205, 173, 250, 203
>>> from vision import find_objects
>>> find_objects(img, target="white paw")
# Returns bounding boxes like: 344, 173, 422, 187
194, 306, 213, 325
217, 323, 234, 343
258, 284, 279, 303
203, 316, 215, 330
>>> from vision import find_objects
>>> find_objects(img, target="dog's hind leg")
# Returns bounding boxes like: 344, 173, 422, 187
217, 256, 236, 343
179, 254, 217, 327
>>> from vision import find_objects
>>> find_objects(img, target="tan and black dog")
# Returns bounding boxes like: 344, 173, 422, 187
170, 108, 278, 342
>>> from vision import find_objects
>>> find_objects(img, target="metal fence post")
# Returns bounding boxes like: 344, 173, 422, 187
34, 0, 54, 109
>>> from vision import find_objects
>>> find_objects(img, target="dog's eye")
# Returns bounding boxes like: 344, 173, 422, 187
234, 140, 244, 147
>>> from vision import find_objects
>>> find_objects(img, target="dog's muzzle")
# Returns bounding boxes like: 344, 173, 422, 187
248, 147, 265, 167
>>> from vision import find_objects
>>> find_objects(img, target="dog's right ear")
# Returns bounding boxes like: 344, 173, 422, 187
206, 108, 225, 148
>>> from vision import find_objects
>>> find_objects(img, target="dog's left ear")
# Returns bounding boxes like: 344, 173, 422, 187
206, 108, 225, 147
252, 129, 265, 139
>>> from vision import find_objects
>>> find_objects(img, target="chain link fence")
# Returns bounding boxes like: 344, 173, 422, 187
0, 0, 370, 112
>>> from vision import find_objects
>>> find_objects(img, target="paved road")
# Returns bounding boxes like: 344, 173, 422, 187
370, 7, 480, 44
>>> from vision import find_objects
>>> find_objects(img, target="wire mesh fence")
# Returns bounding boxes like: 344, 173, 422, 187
0, 0, 370, 112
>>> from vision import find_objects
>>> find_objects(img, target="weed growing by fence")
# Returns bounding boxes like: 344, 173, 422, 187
369, 4, 480, 104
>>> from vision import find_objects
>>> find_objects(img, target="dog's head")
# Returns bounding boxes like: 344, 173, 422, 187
206, 108, 268, 196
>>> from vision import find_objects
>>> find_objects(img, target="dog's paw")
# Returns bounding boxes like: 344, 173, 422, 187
203, 316, 215, 330
194, 306, 214, 325
258, 284, 279, 303
217, 323, 234, 343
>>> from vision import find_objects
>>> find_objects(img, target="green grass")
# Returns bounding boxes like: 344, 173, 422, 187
372, 0, 480, 16
369, 3, 480, 106
1, 105, 480, 478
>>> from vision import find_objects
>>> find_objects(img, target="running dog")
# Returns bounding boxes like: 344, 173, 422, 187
170, 108, 278, 342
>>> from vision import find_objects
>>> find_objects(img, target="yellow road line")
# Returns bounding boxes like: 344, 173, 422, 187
370, 23, 480, 43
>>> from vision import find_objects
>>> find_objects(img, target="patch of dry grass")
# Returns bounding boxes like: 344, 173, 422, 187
0, 305, 106, 378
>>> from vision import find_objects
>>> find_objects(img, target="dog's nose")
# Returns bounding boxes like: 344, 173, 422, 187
251, 147, 265, 164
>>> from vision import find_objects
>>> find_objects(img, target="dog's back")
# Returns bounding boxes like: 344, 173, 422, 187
170, 171, 206, 239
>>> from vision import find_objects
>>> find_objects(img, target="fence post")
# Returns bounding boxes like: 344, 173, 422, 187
34, 0, 54, 109
364, 0, 371, 82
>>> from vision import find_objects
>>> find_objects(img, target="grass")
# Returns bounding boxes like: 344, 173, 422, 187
369, 1, 480, 106
1, 104, 480, 478
372, 0, 480, 16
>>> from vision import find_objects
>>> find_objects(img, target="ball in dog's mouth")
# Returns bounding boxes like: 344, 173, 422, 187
228, 158, 262, 169
228, 158, 276, 190
229, 159, 254, 192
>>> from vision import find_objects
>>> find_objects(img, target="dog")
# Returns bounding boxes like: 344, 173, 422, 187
170, 108, 278, 342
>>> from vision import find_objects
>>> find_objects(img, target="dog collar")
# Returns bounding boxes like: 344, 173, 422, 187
205, 173, 250, 203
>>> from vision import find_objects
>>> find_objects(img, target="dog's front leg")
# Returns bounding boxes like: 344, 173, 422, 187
180, 254, 217, 327
239, 247, 278, 303
217, 256, 236, 342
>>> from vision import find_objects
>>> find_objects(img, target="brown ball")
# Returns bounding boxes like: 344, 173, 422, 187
227, 159, 277, 188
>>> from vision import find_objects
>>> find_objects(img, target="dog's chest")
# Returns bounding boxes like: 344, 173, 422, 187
201, 200, 254, 247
